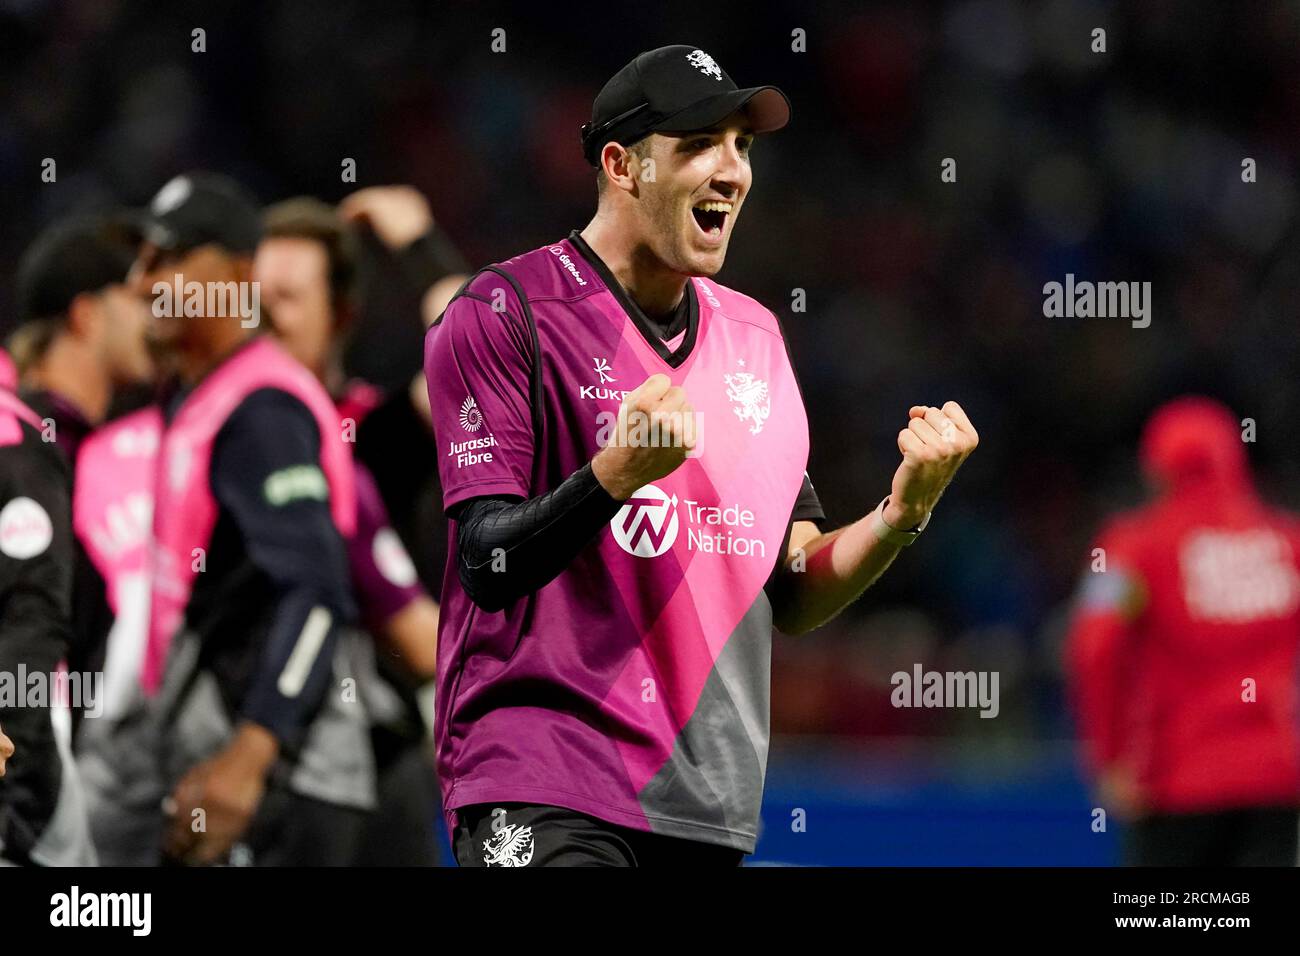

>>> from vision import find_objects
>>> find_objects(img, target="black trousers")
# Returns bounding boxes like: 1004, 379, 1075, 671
453, 802, 746, 868
1125, 805, 1299, 866
352, 739, 442, 866
237, 786, 370, 866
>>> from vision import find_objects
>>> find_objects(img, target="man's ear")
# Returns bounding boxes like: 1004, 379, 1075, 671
65, 291, 103, 341
599, 142, 640, 194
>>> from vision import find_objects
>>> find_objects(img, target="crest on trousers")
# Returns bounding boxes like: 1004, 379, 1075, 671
724, 360, 770, 435
482, 823, 535, 867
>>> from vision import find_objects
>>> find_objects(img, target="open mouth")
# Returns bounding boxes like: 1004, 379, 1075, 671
691, 200, 732, 238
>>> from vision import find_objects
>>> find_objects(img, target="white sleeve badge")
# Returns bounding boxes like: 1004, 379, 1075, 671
0, 496, 53, 559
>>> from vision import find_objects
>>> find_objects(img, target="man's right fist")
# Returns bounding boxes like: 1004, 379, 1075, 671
592, 373, 696, 501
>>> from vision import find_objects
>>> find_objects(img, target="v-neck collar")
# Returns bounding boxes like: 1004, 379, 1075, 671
568, 230, 700, 369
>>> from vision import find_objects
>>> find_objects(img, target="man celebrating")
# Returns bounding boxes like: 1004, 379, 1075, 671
425, 45, 977, 866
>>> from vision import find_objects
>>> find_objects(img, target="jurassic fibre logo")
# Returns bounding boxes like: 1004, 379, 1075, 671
448, 395, 496, 468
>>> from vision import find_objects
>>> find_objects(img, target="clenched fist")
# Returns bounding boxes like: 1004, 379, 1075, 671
0, 723, 12, 777
592, 373, 697, 501
886, 401, 978, 528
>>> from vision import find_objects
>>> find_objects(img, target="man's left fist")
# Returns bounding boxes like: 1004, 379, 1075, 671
887, 401, 978, 529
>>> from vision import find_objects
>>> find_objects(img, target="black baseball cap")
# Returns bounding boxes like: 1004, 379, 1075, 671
581, 45, 790, 167
139, 171, 263, 255
16, 215, 138, 322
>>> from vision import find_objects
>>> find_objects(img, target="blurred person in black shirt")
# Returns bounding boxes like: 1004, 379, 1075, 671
10, 216, 156, 691
0, 370, 96, 865
339, 186, 469, 594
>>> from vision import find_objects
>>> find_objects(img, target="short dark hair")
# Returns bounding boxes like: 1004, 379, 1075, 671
262, 197, 359, 312
16, 215, 136, 323
11, 215, 137, 371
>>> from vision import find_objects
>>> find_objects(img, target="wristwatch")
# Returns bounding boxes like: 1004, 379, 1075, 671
870, 496, 931, 547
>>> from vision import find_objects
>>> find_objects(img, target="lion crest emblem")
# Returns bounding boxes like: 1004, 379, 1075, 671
482, 823, 535, 867
686, 49, 724, 81
725, 368, 771, 435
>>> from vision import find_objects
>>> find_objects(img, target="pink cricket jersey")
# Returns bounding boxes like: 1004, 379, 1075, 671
425, 234, 810, 851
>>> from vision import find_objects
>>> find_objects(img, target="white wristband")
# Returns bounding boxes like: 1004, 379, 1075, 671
870, 497, 930, 547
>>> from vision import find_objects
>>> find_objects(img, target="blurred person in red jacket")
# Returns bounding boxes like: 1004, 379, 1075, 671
1066, 396, 1300, 866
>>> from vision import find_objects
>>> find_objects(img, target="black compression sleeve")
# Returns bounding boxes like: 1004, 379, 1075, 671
399, 226, 470, 294
792, 473, 825, 526
452, 462, 623, 612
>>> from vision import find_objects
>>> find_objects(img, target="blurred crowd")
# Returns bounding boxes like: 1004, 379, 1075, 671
2, 0, 1298, 748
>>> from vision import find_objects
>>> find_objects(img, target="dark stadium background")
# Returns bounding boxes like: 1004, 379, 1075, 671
3, 0, 1298, 864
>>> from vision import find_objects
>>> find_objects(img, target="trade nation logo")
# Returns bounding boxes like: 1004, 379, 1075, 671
610, 484, 679, 557
609, 484, 767, 559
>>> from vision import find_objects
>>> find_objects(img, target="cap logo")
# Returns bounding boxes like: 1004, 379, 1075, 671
685, 50, 723, 81
151, 175, 193, 215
